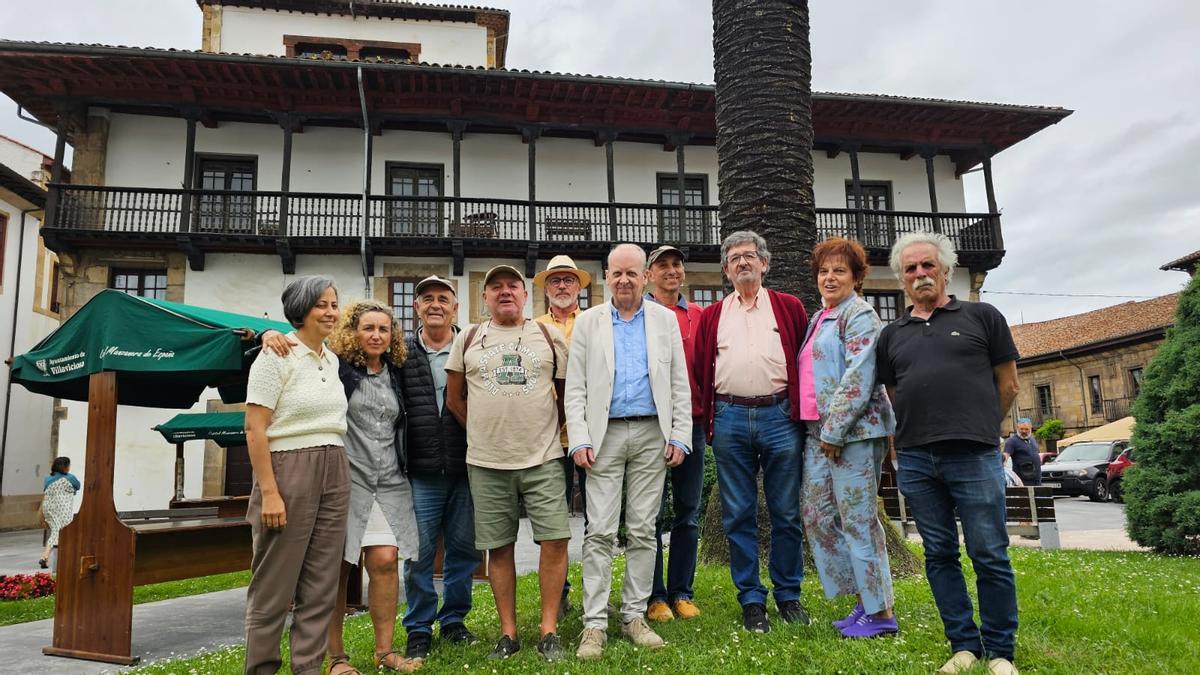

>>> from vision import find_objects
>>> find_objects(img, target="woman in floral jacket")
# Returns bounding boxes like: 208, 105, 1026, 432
797, 237, 898, 638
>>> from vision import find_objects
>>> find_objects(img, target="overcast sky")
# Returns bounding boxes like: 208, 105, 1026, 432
2, 0, 1196, 324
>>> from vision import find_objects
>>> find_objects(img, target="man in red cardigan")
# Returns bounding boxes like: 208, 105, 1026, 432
693, 230, 810, 634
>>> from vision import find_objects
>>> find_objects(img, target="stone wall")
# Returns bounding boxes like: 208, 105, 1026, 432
55, 249, 186, 319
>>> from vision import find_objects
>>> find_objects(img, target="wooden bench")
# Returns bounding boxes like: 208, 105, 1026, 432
880, 485, 1060, 549
117, 508, 252, 586
449, 212, 497, 238
544, 217, 592, 241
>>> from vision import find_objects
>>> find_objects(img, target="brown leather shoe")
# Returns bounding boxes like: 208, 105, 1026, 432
672, 598, 701, 619
645, 600, 674, 622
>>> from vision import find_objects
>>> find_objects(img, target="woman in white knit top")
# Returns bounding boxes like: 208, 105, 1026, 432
243, 275, 351, 675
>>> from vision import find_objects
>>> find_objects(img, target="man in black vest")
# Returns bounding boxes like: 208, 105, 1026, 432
399, 275, 480, 665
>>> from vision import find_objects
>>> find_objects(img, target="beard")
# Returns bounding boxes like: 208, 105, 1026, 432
548, 293, 577, 310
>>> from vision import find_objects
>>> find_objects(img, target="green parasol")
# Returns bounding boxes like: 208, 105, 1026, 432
9, 289, 290, 408
153, 411, 247, 447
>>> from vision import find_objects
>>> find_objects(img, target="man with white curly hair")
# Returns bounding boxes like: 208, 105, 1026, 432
876, 232, 1022, 675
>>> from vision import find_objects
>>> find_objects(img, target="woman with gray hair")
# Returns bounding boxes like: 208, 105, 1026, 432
262, 299, 421, 673
243, 275, 351, 675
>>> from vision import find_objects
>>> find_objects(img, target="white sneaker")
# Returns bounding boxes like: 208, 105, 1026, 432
988, 657, 1019, 675
938, 651, 979, 673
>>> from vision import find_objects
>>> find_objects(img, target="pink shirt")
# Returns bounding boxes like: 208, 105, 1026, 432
798, 308, 832, 421
714, 286, 789, 397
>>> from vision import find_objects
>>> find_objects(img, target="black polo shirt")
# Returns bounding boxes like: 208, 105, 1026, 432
876, 296, 1018, 450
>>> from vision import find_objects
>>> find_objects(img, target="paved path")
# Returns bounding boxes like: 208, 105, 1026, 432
0, 517, 585, 673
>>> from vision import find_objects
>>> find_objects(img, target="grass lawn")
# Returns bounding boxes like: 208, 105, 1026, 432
130, 547, 1200, 674
0, 570, 250, 627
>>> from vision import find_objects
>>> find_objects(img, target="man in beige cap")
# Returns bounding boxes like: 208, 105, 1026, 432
533, 254, 592, 617
446, 264, 571, 662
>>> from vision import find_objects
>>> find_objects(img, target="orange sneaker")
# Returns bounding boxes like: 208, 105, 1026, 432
672, 598, 701, 619
646, 600, 674, 622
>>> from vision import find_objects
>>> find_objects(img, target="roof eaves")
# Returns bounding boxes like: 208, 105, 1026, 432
1160, 249, 1200, 272
0, 161, 47, 208
0, 40, 1075, 115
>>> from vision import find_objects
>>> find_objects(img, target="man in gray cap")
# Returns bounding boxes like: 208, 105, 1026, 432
398, 275, 481, 665
446, 265, 571, 662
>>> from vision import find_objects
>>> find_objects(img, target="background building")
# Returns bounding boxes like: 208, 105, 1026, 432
0, 0, 1069, 512
1007, 293, 1179, 440
0, 136, 62, 528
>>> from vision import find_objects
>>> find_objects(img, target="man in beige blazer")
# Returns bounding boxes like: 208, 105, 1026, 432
565, 243, 692, 660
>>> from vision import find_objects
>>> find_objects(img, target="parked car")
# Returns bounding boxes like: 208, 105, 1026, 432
1106, 447, 1136, 503
1040, 440, 1127, 501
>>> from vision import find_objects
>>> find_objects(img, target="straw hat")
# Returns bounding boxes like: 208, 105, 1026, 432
533, 255, 592, 288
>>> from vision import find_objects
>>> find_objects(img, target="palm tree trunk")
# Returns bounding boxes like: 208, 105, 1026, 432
712, 0, 818, 309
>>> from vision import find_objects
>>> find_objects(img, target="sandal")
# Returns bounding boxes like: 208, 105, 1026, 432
375, 650, 423, 673
326, 654, 360, 675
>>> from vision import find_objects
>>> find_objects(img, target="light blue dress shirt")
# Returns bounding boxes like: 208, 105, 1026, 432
609, 304, 657, 418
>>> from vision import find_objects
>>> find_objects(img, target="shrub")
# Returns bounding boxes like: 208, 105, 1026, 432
1034, 418, 1065, 441
1125, 274, 1200, 555
0, 573, 55, 601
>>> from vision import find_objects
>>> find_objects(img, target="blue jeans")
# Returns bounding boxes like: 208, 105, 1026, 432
402, 473, 481, 636
711, 399, 805, 607
898, 445, 1018, 660
650, 419, 706, 604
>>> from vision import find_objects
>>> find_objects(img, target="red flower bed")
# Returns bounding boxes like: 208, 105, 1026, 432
0, 573, 55, 600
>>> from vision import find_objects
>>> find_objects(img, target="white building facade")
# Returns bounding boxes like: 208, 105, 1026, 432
0, 0, 1070, 514
0, 138, 61, 527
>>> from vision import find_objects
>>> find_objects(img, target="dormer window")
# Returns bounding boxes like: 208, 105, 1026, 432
360, 47, 412, 63
284, 35, 421, 63
295, 42, 348, 61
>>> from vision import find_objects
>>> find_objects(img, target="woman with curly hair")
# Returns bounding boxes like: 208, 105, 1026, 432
263, 298, 420, 674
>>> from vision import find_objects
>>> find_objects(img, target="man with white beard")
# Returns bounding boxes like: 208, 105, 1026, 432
534, 254, 592, 617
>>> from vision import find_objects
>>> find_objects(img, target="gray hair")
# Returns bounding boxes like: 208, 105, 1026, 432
607, 243, 648, 271
281, 275, 338, 328
889, 232, 957, 283
720, 230, 772, 268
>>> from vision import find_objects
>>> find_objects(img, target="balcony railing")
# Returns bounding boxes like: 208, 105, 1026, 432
49, 185, 1002, 251
1102, 397, 1132, 422
1020, 406, 1062, 429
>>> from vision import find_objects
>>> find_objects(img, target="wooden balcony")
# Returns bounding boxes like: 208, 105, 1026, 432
43, 184, 1004, 274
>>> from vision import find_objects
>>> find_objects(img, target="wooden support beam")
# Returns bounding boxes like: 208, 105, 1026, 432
921, 147, 941, 233
43, 120, 69, 229
605, 133, 618, 242
449, 121, 466, 226
524, 127, 539, 240
43, 371, 139, 666
280, 121, 293, 237
848, 145, 865, 243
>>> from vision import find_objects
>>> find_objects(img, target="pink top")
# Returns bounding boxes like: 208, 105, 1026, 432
798, 308, 832, 421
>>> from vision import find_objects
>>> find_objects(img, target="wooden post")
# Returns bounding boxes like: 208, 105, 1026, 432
43, 121, 68, 229
848, 145, 865, 243
180, 117, 197, 234
524, 128, 538, 241
675, 140, 687, 244
605, 134, 617, 242
44, 371, 140, 666
279, 121, 293, 237
922, 148, 941, 234
449, 122, 465, 230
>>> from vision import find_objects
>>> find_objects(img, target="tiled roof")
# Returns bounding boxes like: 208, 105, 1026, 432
1010, 293, 1180, 360
1161, 250, 1200, 272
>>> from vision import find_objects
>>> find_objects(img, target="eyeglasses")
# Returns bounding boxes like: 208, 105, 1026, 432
546, 275, 580, 287
726, 251, 760, 265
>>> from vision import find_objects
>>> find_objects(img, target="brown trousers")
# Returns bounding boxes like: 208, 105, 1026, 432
244, 445, 350, 675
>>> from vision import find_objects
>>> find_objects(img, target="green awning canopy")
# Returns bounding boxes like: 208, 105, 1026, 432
153, 411, 247, 447
9, 289, 291, 408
